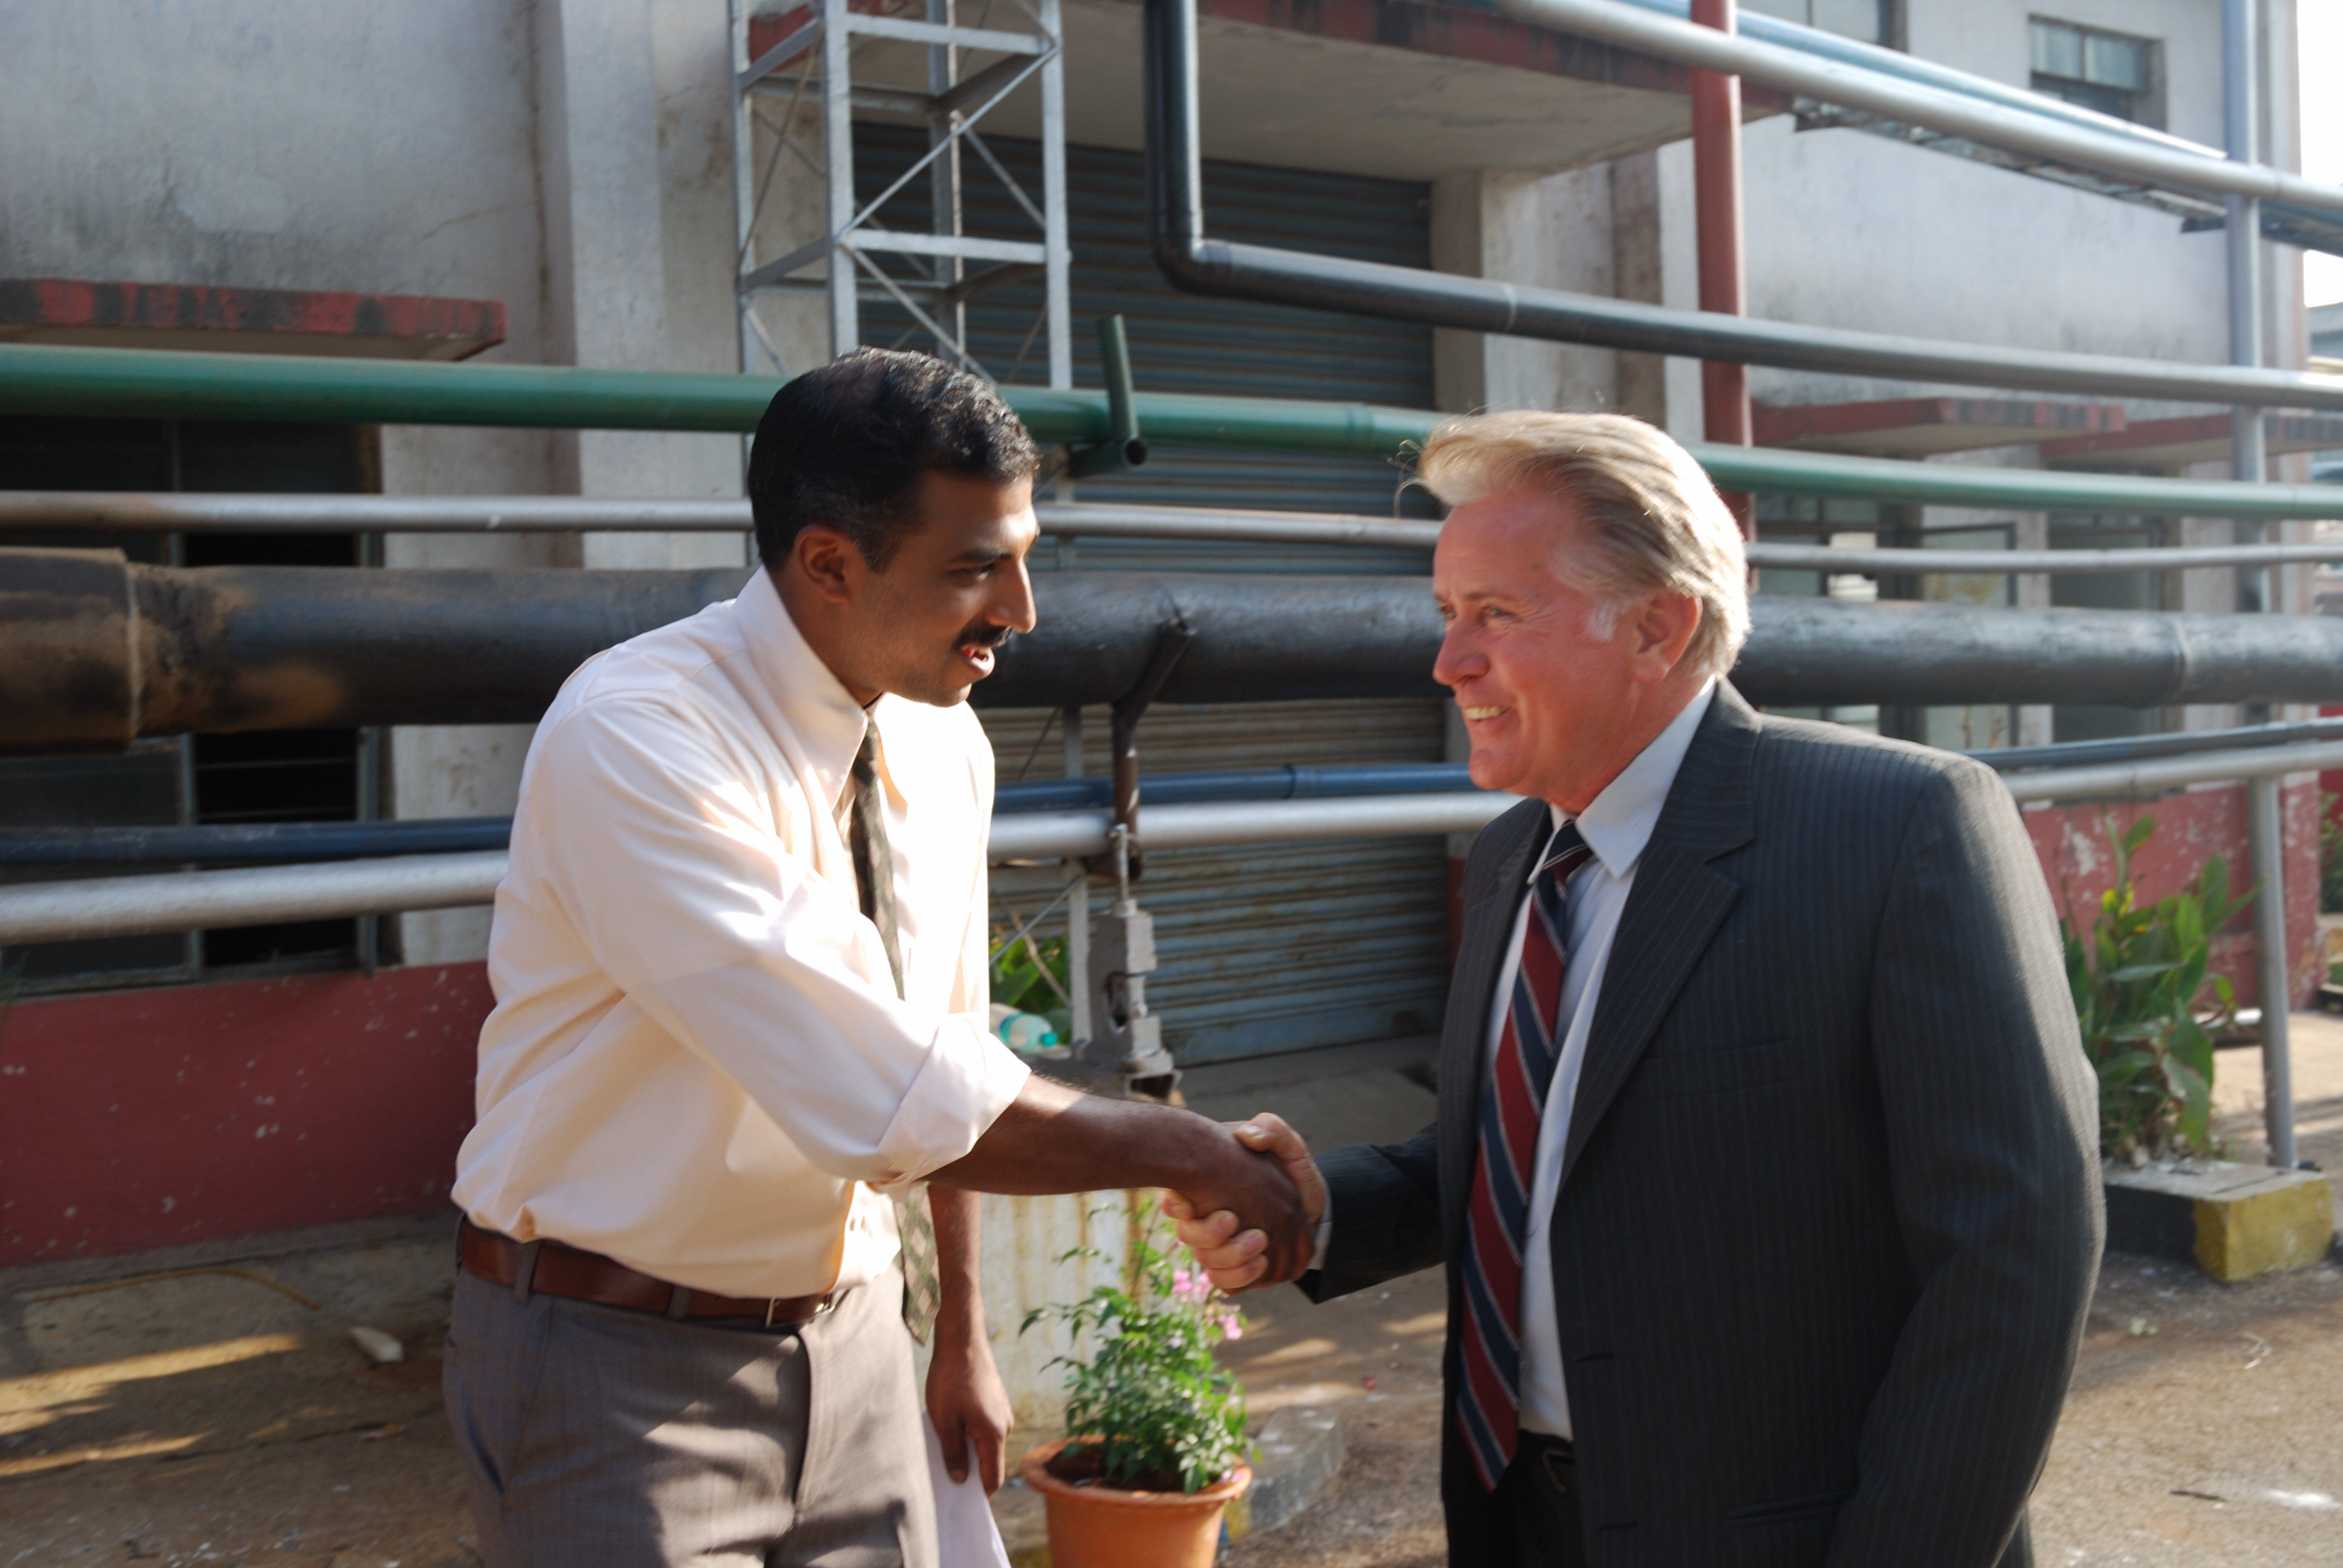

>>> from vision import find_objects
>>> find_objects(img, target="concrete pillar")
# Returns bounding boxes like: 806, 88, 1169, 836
537, 0, 747, 572
1429, 168, 1620, 416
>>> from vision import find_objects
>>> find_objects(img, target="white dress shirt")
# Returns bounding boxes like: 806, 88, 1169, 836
451, 569, 1031, 1300
1499, 680, 1715, 1439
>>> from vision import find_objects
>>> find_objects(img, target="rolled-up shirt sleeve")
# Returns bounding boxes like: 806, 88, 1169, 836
529, 697, 1028, 1186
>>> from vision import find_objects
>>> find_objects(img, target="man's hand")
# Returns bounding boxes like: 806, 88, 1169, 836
1164, 1113, 1323, 1292
932, 1077, 1314, 1281
1168, 1114, 1317, 1284
924, 1186, 1012, 1492
926, 1312, 1013, 1493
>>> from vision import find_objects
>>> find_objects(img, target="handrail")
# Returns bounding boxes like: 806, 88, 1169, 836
7, 741, 2339, 946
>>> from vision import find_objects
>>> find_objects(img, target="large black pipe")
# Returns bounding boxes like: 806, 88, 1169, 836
12, 552, 2343, 753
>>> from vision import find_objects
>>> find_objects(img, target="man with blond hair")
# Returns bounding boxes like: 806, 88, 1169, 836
1175, 413, 2101, 1567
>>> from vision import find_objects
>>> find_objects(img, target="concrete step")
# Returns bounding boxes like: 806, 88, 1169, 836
2104, 1160, 2336, 1281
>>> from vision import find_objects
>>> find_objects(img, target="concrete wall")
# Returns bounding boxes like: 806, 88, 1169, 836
0, 0, 756, 964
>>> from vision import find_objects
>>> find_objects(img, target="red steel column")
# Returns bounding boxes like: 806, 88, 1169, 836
1691, 0, 1754, 539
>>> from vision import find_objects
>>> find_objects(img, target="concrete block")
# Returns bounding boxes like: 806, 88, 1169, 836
1226, 1403, 1345, 1542
2103, 1160, 2336, 1281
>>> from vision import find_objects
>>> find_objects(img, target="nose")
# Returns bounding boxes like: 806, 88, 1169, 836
994, 556, 1038, 636
1434, 619, 1483, 691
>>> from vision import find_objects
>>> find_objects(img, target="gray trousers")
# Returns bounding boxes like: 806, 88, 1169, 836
444, 1265, 938, 1568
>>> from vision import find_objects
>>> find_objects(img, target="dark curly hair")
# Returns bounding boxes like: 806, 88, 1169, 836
748, 348, 1040, 572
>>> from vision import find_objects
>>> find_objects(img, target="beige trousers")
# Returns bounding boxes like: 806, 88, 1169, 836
444, 1264, 937, 1568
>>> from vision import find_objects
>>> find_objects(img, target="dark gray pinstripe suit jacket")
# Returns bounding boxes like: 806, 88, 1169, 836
1306, 683, 2103, 1568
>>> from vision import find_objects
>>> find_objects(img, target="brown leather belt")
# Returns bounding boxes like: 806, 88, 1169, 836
459, 1220, 834, 1328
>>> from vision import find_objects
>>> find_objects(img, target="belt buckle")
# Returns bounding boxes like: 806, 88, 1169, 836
765, 1292, 836, 1328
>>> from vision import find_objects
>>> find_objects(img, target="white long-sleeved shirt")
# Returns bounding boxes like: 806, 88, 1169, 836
1498, 680, 1715, 1440
450, 569, 1031, 1300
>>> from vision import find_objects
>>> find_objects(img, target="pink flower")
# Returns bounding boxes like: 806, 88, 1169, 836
1217, 1312, 1242, 1341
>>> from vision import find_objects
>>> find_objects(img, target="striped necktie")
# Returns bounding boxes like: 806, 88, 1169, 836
1456, 821, 1594, 1491
850, 717, 940, 1342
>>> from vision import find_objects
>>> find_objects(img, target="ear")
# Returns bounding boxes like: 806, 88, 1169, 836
791, 525, 863, 606
1628, 591, 1702, 680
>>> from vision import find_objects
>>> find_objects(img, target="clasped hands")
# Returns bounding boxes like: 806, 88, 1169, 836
1162, 1112, 1326, 1292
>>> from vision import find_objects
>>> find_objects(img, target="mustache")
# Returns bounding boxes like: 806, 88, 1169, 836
954, 622, 1015, 651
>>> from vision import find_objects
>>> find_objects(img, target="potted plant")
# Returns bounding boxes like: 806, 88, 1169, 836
2062, 814, 2254, 1165
1017, 1230, 1253, 1568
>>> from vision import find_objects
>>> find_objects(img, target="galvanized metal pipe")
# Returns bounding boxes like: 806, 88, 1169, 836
1998, 737, 2343, 803
7, 489, 2341, 547
6, 743, 2332, 944
2247, 772, 2299, 1168
0, 851, 511, 946
1142, 0, 2343, 412
1617, 0, 2218, 162
1495, 0, 2343, 220
1745, 540, 2343, 575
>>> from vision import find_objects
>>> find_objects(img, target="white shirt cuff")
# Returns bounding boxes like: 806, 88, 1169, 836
872, 1018, 1031, 1188
1308, 1194, 1332, 1272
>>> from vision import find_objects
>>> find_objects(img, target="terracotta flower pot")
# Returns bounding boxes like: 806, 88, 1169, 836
1018, 1437, 1253, 1568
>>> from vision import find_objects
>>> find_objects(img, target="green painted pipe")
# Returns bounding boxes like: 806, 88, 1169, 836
2, 343, 2337, 521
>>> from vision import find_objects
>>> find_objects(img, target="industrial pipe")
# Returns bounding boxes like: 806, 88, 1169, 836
8, 485, 2343, 540
10, 739, 2339, 946
1141, 0, 2343, 413
1493, 0, 2343, 223
1689, 0, 1754, 535
6, 347, 2343, 519
21, 553, 2343, 753
0, 794, 1523, 946
1999, 737, 2343, 803
0, 342, 1433, 457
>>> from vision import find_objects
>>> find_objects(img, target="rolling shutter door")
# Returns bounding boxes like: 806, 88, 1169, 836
858, 128, 1449, 1063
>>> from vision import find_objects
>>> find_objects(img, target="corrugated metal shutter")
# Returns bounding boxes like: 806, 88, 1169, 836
857, 126, 1449, 1062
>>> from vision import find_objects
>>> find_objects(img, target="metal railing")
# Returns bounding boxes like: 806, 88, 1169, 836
7, 740, 2333, 944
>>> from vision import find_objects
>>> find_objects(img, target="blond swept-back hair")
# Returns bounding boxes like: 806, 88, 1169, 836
1417, 411, 1750, 679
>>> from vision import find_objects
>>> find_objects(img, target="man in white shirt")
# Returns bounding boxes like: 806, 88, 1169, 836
445, 350, 1311, 1568
1173, 413, 2100, 1567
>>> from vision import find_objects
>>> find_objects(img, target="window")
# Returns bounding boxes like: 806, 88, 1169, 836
1743, 0, 1901, 48
2029, 17, 2161, 127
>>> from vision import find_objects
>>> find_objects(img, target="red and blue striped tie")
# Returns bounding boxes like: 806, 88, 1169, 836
1457, 822, 1594, 1491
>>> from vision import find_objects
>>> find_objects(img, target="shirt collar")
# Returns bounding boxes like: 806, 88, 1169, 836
1542, 678, 1718, 883
735, 567, 875, 812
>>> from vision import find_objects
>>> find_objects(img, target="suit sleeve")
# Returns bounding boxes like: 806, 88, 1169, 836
1826, 762, 2103, 1567
1301, 1126, 1444, 1302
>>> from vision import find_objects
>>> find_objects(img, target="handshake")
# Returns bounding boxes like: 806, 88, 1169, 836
1160, 1113, 1326, 1292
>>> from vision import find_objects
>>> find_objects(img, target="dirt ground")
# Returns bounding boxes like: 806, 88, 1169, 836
3, 1022, 2338, 1567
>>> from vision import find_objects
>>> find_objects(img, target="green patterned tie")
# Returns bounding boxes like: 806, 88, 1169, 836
851, 716, 941, 1343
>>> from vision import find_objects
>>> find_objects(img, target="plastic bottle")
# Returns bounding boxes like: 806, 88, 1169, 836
988, 1004, 1059, 1053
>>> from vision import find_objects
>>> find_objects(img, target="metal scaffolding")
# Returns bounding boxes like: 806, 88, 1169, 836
727, 0, 1072, 388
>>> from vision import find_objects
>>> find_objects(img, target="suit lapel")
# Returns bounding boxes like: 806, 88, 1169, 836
1438, 797, 1549, 1245
1557, 685, 1760, 1191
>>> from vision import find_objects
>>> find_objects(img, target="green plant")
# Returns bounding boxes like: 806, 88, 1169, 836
990, 927, 1072, 1036
1020, 1224, 1250, 1494
2061, 814, 2254, 1163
